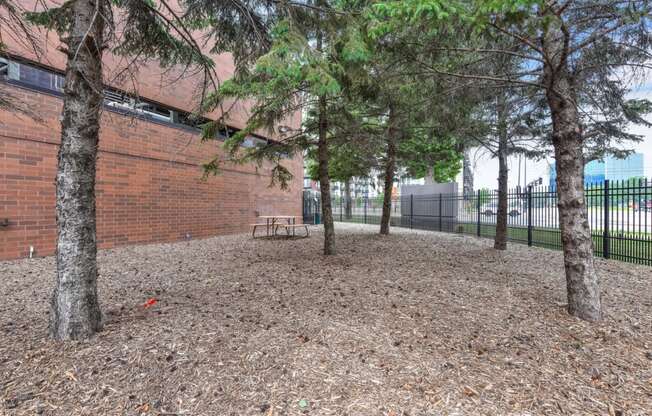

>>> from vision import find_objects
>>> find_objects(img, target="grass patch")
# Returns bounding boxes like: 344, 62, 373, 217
335, 215, 652, 266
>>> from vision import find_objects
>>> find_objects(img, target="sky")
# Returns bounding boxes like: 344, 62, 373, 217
458, 85, 652, 191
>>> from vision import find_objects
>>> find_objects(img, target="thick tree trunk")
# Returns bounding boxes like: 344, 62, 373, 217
344, 179, 352, 219
380, 107, 397, 235
317, 96, 335, 255
543, 19, 602, 321
462, 149, 473, 199
550, 104, 602, 321
494, 98, 508, 250
50, 0, 105, 340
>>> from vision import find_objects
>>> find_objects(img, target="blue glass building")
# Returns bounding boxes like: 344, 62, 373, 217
549, 154, 644, 188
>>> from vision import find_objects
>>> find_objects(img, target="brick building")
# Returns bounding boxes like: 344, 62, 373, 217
0, 34, 302, 260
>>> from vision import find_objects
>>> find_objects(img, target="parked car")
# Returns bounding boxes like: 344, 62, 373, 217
633, 200, 652, 212
481, 201, 523, 216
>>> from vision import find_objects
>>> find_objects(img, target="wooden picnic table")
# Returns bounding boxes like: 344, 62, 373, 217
252, 215, 307, 238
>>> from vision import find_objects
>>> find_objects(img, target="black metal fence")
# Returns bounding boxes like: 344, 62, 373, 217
303, 190, 321, 224
308, 178, 652, 266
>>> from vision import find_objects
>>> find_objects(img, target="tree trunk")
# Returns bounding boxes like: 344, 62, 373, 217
50, 0, 106, 340
424, 166, 436, 185
344, 179, 352, 219
463, 149, 473, 199
543, 18, 602, 321
380, 106, 397, 235
314, 29, 334, 255
549, 102, 602, 321
317, 96, 335, 255
494, 97, 508, 250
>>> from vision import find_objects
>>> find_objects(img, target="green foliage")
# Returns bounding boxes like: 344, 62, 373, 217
374, 0, 651, 168
369, 0, 460, 38
25, 0, 214, 72
200, 2, 373, 188
478, 188, 492, 205
24, 1, 74, 34
622, 99, 652, 127
111, 0, 213, 69
372, 0, 456, 20
400, 135, 463, 183
270, 164, 294, 190
305, 142, 376, 182
340, 26, 371, 63
472, 0, 541, 18
181, 0, 286, 72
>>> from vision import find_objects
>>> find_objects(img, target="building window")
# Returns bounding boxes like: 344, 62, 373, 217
104, 89, 173, 123
241, 135, 268, 148
17, 63, 64, 91
0, 57, 281, 150
2, 59, 64, 92
0, 58, 8, 77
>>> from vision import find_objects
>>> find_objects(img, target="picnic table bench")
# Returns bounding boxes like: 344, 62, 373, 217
251, 215, 309, 238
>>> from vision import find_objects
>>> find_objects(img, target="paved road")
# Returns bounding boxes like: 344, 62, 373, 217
474, 207, 652, 234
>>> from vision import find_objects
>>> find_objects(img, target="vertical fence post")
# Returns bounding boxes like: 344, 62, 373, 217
364, 196, 367, 224
410, 194, 414, 229
527, 185, 533, 246
438, 193, 443, 231
476, 189, 481, 237
603, 179, 610, 259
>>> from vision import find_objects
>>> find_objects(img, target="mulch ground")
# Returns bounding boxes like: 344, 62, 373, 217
1, 223, 651, 416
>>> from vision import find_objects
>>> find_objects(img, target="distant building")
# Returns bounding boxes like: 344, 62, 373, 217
361, 171, 424, 198
358, 172, 425, 198
549, 154, 644, 188
308, 167, 425, 199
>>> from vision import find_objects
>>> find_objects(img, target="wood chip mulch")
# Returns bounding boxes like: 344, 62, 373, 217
1, 223, 651, 415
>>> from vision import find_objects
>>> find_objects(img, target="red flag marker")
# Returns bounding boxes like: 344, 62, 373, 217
143, 298, 157, 308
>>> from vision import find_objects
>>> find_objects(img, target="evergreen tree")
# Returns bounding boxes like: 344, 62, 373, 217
399, 135, 463, 184
201, 3, 367, 255
25, 0, 214, 340
475, 0, 652, 320
349, 13, 473, 235
305, 141, 378, 219
373, 0, 652, 321
24, 0, 285, 340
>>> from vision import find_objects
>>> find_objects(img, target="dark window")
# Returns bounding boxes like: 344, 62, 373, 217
103, 89, 172, 123
0, 58, 8, 77
0, 58, 278, 149
12, 62, 64, 92
134, 102, 172, 122
177, 111, 202, 128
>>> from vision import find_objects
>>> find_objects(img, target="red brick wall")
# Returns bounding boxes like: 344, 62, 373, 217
0, 2, 302, 134
0, 83, 303, 260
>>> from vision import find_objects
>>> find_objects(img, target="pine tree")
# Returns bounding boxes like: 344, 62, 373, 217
348, 13, 472, 235
372, 0, 652, 321
24, 0, 283, 340
201, 3, 368, 255
305, 141, 378, 219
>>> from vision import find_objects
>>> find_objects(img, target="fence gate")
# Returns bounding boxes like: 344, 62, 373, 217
303, 191, 321, 224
